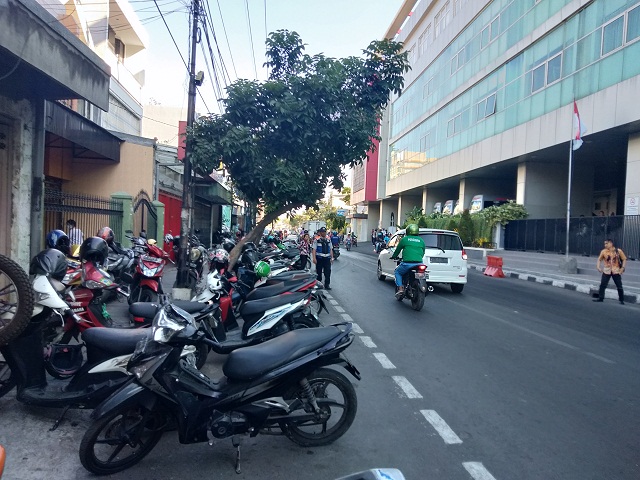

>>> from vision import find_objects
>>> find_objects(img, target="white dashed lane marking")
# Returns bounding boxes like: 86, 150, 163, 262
329, 299, 339, 306
323, 293, 333, 299
334, 306, 345, 313
360, 336, 377, 348
420, 410, 463, 444
392, 376, 423, 399
462, 462, 498, 480
373, 352, 396, 369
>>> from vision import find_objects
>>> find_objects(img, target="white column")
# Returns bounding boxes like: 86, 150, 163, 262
422, 187, 427, 214
625, 133, 640, 215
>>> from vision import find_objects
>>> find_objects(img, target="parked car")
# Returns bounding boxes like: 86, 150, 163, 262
377, 228, 468, 293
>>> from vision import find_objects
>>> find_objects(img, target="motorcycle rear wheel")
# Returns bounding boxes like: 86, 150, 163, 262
0, 254, 34, 346
283, 368, 357, 447
411, 282, 425, 311
79, 403, 166, 475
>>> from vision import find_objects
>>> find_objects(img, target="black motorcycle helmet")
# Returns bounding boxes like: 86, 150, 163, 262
30, 248, 68, 281
222, 238, 236, 253
242, 242, 257, 252
79, 237, 109, 264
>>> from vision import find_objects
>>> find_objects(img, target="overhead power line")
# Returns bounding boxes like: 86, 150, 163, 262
244, 0, 258, 79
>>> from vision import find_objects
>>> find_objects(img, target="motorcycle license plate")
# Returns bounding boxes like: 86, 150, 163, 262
415, 272, 428, 279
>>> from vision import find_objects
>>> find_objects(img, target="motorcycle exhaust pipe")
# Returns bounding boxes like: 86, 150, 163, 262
427, 285, 435, 292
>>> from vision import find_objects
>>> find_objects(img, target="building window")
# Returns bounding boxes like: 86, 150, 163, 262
476, 93, 497, 120
627, 5, 640, 42
420, 133, 430, 152
547, 53, 562, 84
451, 54, 458, 74
531, 63, 545, 92
419, 24, 431, 56
435, 1, 451, 38
423, 76, 435, 100
602, 15, 624, 56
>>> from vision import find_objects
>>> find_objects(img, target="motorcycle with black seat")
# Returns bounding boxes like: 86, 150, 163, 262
78, 302, 360, 475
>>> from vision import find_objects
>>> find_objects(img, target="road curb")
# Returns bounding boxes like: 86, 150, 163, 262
468, 264, 639, 304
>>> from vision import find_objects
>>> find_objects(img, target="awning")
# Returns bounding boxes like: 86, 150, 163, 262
45, 102, 122, 162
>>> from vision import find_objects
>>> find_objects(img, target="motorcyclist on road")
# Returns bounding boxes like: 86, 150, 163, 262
390, 224, 425, 299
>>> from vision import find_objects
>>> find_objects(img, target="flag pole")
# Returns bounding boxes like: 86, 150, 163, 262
565, 137, 573, 259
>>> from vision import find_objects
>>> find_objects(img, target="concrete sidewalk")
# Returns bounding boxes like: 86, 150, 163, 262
348, 242, 639, 304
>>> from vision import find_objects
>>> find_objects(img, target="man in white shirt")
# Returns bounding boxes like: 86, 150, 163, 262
67, 219, 84, 246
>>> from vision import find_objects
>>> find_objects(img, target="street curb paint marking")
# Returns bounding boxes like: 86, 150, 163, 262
323, 293, 333, 299
329, 299, 339, 306
334, 306, 345, 313
373, 353, 396, 369
584, 351, 615, 364
350, 322, 364, 334
392, 376, 423, 398
462, 462, 497, 480
360, 336, 377, 348
341, 313, 354, 322
420, 410, 462, 444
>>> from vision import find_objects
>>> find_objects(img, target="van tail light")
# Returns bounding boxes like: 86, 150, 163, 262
417, 265, 427, 272
461, 249, 468, 260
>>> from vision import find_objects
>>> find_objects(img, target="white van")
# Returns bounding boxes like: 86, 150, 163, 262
377, 228, 468, 293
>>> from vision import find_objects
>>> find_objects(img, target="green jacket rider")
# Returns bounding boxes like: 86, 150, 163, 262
390, 224, 425, 296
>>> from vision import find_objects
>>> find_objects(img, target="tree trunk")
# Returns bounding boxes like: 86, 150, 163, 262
228, 204, 301, 271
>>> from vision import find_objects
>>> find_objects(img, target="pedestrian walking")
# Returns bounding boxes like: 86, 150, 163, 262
66, 219, 84, 246
593, 238, 627, 304
312, 226, 333, 290
298, 231, 311, 270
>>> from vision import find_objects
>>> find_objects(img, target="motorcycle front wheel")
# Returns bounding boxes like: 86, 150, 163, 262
282, 368, 357, 447
79, 403, 167, 475
138, 287, 158, 304
0, 254, 34, 346
411, 281, 425, 311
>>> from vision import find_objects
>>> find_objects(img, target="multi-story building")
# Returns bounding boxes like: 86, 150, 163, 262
354, 0, 640, 245
38, 0, 148, 135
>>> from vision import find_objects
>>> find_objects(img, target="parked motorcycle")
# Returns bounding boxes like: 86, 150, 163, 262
0, 249, 148, 411
394, 262, 431, 311
78, 302, 360, 475
125, 238, 172, 304
0, 249, 207, 414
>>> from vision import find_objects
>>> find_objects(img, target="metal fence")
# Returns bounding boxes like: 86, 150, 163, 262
504, 215, 640, 260
44, 191, 124, 243
132, 190, 157, 240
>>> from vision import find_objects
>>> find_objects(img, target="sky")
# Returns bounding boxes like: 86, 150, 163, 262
139, 0, 405, 115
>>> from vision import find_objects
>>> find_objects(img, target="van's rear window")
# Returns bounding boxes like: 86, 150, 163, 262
420, 233, 463, 250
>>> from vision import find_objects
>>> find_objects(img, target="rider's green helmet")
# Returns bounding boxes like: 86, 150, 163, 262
254, 260, 271, 278
407, 223, 420, 235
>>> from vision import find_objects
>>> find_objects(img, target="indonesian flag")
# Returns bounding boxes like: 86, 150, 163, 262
572, 101, 587, 151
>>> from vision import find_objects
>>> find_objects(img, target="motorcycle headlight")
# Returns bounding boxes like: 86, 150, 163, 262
84, 279, 109, 289
141, 263, 160, 277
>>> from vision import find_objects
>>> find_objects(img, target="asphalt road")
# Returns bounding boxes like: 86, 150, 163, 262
1, 250, 638, 479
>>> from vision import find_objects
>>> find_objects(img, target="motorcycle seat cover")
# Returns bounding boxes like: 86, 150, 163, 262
240, 291, 307, 316
129, 300, 207, 320
245, 279, 314, 301
265, 272, 314, 284
223, 326, 341, 380
83, 327, 151, 356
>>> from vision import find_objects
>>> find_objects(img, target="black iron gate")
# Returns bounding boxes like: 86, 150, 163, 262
44, 182, 123, 243
133, 190, 157, 240
504, 215, 640, 260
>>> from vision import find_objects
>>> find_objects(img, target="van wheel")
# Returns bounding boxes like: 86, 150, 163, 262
451, 284, 464, 293
377, 263, 385, 281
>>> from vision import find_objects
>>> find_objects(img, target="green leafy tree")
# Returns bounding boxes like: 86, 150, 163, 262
341, 187, 351, 205
457, 209, 475, 246
190, 30, 409, 266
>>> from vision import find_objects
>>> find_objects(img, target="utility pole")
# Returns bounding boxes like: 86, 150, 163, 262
175, 0, 199, 290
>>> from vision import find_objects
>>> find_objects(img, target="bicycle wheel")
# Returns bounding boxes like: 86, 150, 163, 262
0, 254, 34, 346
